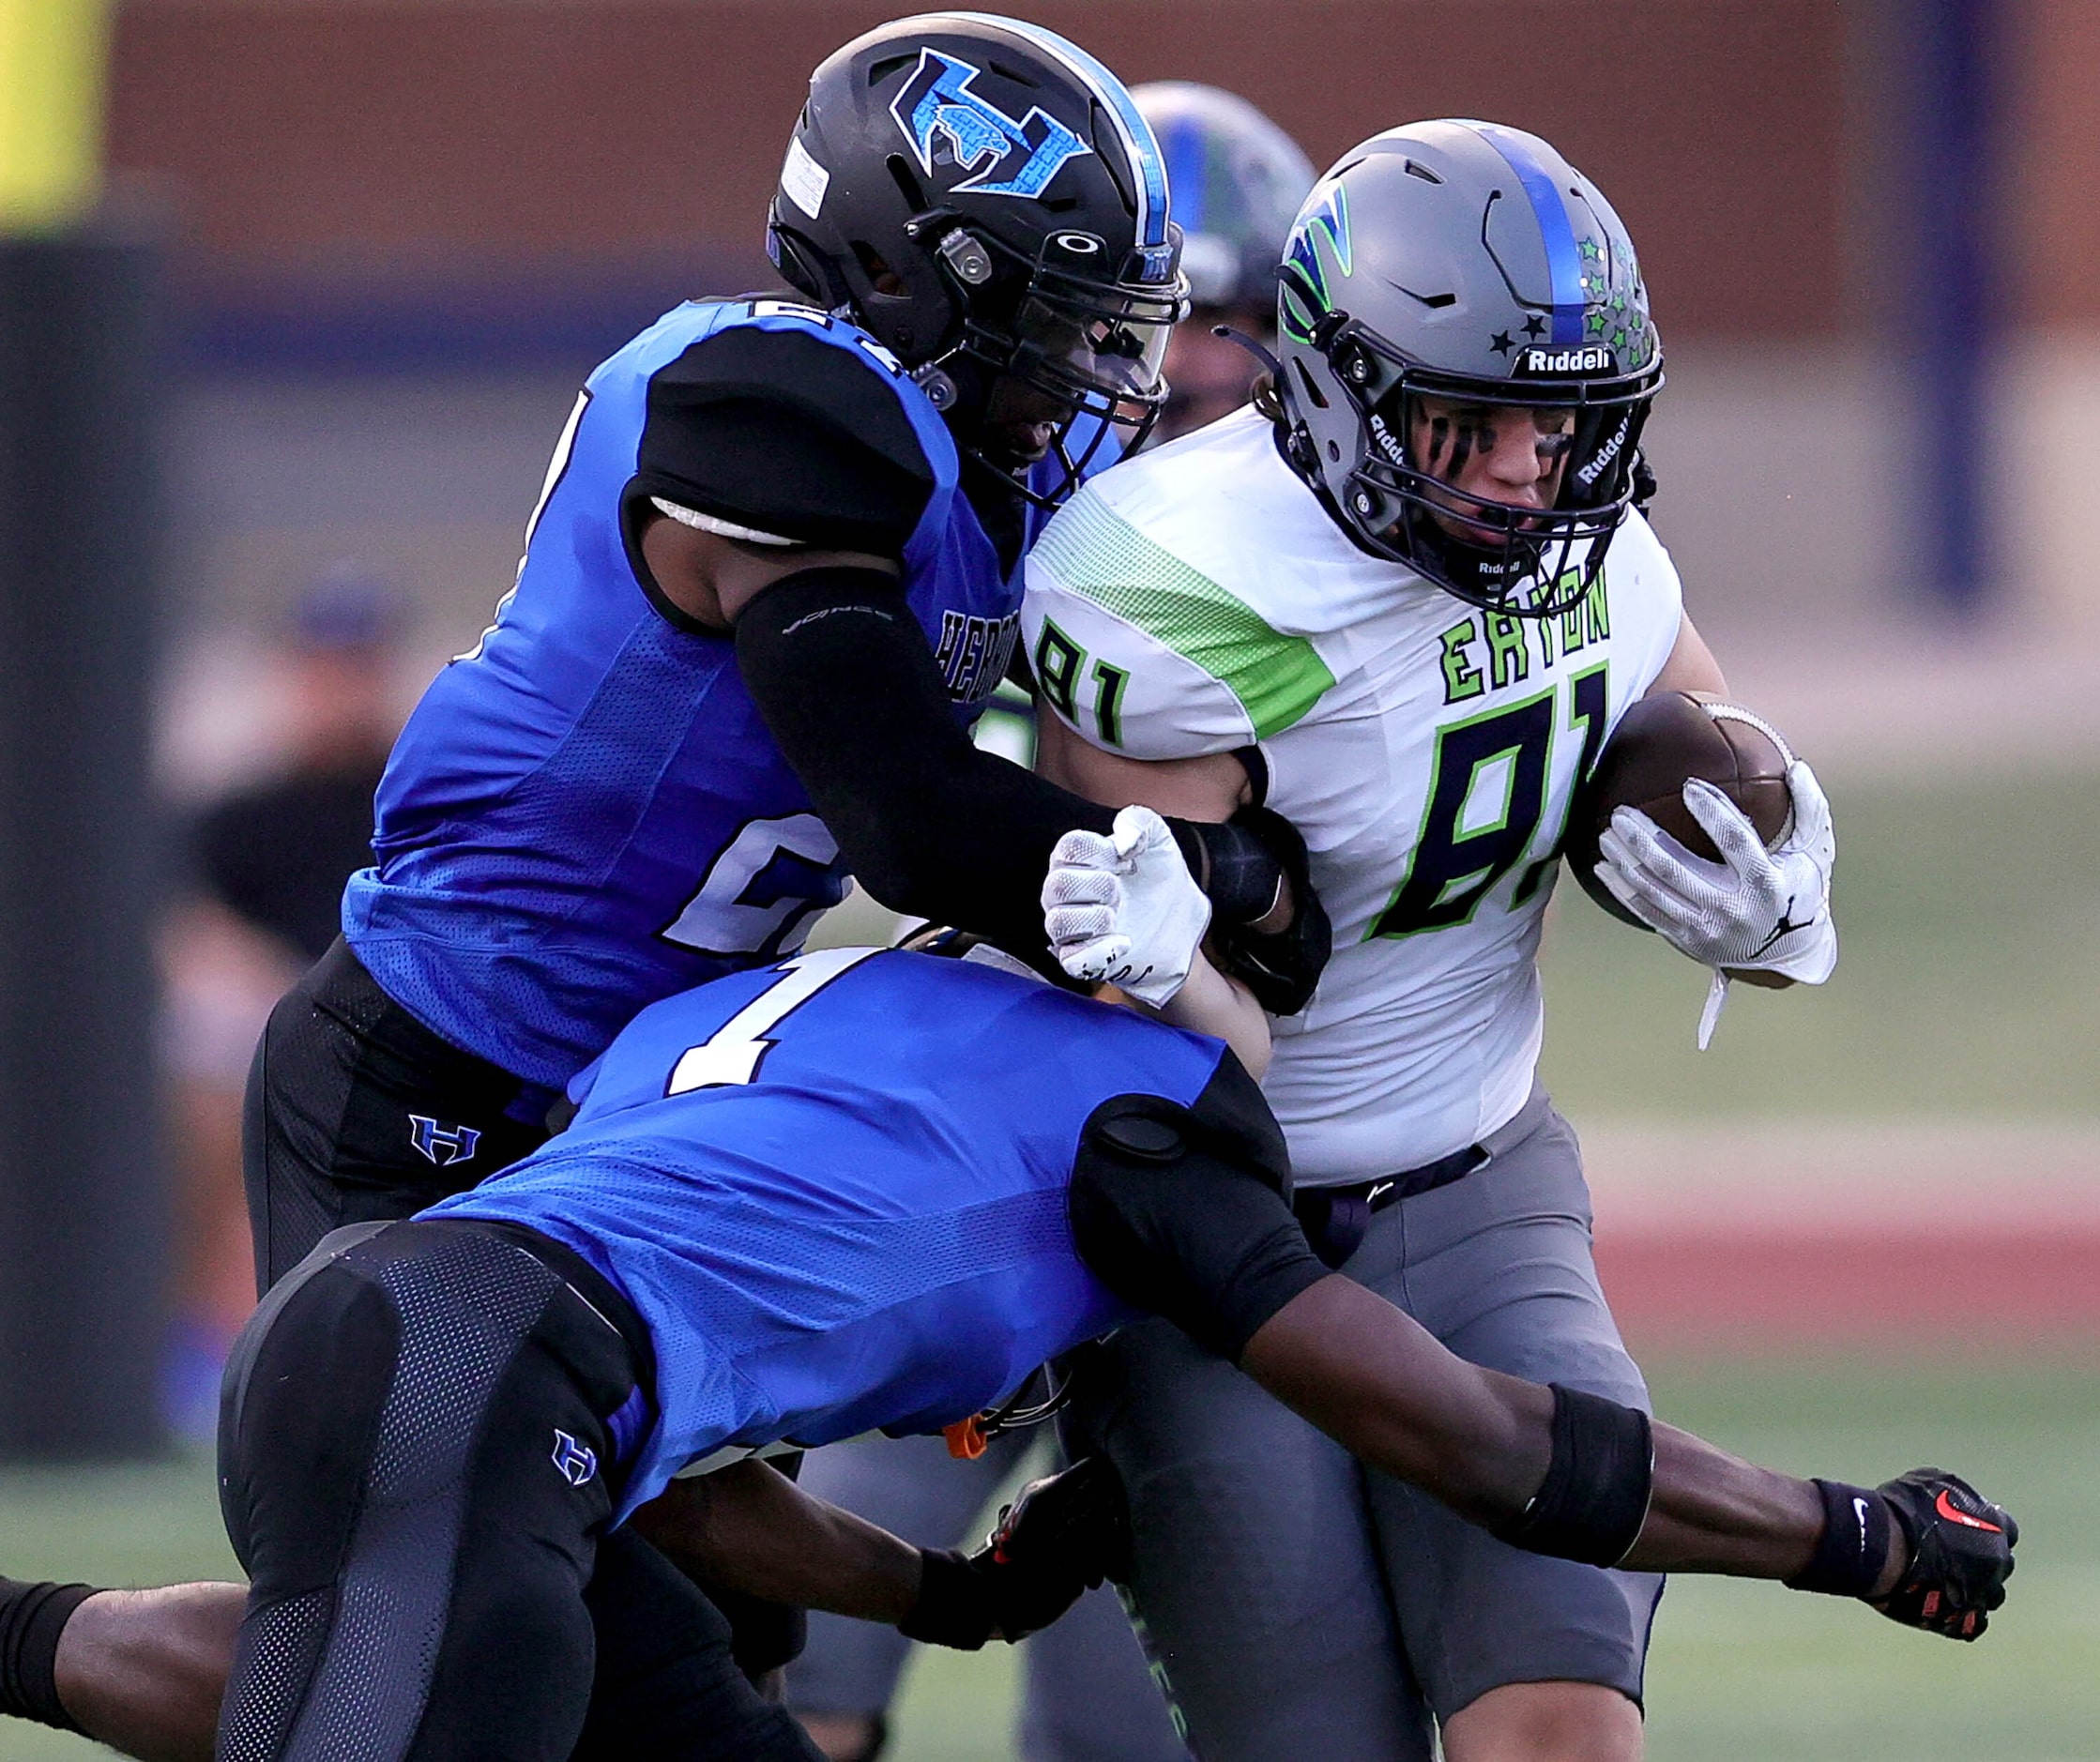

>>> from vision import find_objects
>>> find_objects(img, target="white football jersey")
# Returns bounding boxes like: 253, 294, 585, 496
1023, 405, 1684, 1182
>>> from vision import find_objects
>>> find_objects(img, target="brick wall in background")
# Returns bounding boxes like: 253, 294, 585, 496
111, 1, 2100, 635
108, 0, 1851, 341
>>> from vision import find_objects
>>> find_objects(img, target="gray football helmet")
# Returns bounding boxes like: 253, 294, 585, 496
1272, 120, 1663, 617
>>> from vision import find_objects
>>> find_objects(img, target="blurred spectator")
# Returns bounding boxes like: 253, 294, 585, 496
189, 566, 405, 964
160, 565, 406, 1435
1133, 83, 1316, 443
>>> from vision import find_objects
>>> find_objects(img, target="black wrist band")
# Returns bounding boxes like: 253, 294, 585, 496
1169, 818, 1284, 925
1785, 1479, 1893, 1598
896, 1548, 993, 1650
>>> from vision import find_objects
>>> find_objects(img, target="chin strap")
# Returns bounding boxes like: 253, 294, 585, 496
1212, 323, 1284, 380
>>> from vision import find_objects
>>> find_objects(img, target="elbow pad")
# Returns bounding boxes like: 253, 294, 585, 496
1177, 808, 1332, 1017
1066, 1061, 1325, 1363
1491, 1384, 1653, 1568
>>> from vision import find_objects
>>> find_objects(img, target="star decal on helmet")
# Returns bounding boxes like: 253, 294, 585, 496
1522, 313, 1546, 338
1489, 331, 1514, 356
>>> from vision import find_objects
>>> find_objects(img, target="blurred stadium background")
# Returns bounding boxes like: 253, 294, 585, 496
1, 1, 2094, 1756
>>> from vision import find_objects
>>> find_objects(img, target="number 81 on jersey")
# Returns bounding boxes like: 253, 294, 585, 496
1372, 664, 1609, 941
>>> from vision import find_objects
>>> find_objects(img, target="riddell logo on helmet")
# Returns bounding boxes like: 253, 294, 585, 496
1521, 345, 1612, 375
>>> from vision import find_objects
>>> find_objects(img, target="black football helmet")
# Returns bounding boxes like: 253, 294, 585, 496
767, 12, 1186, 502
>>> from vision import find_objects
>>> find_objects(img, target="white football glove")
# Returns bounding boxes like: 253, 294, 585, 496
1042, 805, 1212, 1007
1593, 759, 1837, 1049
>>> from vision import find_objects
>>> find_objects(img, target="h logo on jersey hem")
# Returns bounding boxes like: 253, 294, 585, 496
408, 1115, 481, 1167
552, 1430, 600, 1488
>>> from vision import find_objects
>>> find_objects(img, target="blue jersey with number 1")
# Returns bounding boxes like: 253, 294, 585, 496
428, 948, 1230, 1519
342, 297, 1049, 1089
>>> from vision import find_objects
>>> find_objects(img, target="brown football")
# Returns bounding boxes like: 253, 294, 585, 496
1566, 691, 1795, 925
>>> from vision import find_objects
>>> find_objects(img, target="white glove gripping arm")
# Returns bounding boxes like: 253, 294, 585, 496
1042, 806, 1213, 1009
1592, 759, 1837, 1049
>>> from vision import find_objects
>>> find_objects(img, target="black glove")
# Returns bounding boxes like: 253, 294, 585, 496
1172, 807, 1332, 1017
897, 1455, 1132, 1650
1873, 1467, 2017, 1641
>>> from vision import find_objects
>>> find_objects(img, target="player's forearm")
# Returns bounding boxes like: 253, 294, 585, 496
734, 569, 1113, 960
1622, 1422, 1822, 1578
1034, 706, 1249, 821
1240, 1275, 1551, 1525
1149, 954, 1272, 1077
53, 1583, 242, 1762
1247, 1277, 1830, 1583
632, 1461, 922, 1624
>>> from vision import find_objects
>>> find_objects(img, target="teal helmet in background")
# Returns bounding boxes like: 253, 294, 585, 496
1271, 120, 1663, 617
1132, 82, 1316, 318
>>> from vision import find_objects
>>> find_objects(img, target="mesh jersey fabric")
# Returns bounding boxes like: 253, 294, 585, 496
428, 947, 1229, 1520
343, 296, 1074, 1088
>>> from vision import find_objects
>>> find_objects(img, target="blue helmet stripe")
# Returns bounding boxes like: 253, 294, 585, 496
940, 12, 1170, 249
1159, 116, 1207, 233
1473, 124, 1586, 346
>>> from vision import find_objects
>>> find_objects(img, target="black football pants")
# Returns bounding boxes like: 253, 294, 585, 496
217, 1216, 822, 1762
238, 941, 804, 1686
241, 939, 560, 1294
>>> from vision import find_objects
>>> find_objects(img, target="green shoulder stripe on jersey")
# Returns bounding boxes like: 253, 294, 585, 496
1033, 494, 1336, 738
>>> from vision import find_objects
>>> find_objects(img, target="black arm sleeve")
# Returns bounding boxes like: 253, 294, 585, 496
735, 567, 1114, 964
1066, 1054, 1327, 1361
623, 324, 937, 554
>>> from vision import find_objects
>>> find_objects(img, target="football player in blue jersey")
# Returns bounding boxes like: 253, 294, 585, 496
198, 939, 2014, 1762
0, 14, 1329, 1760
787, 80, 1320, 1762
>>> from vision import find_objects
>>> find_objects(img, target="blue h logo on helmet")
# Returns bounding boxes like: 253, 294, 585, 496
891, 50, 1093, 200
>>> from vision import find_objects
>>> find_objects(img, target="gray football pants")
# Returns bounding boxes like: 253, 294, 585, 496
788, 1430, 1192, 1762
1061, 1088, 1665, 1762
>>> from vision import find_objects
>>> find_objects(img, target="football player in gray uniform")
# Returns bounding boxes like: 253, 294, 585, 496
1027, 122, 1836, 1762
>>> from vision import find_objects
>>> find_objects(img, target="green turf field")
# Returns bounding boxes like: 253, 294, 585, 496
4, 1356, 2092, 1760
1536, 767, 2100, 1121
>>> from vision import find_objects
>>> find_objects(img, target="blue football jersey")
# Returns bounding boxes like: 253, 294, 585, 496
427, 947, 1228, 1519
342, 296, 1072, 1088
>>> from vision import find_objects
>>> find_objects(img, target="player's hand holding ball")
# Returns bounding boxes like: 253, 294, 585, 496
1572, 692, 1836, 1047
1595, 757, 1836, 973
1043, 805, 1212, 1006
